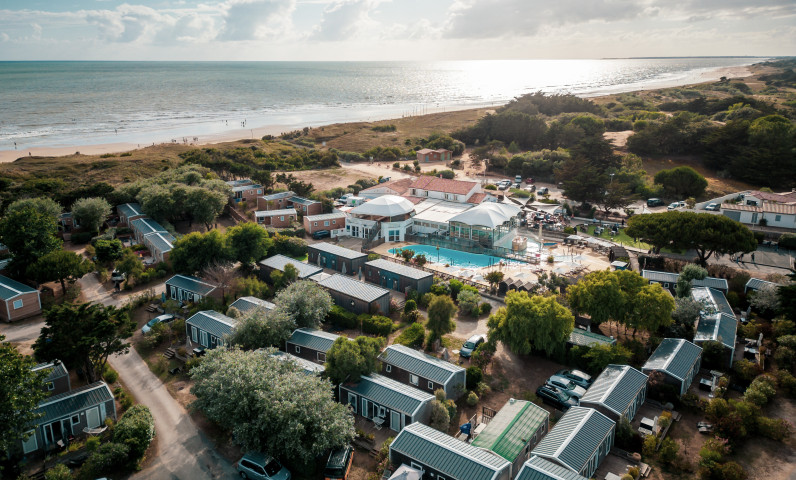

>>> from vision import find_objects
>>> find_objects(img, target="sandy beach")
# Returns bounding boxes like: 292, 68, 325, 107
0, 63, 754, 164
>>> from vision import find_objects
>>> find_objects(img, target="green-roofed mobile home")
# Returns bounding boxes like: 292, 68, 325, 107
389, 422, 512, 480
378, 344, 467, 400
0, 274, 41, 322
531, 406, 615, 479
307, 242, 368, 275
285, 327, 342, 365
566, 329, 616, 349
19, 382, 116, 456
165, 274, 221, 304
186, 310, 239, 350
339, 374, 434, 433
514, 456, 589, 480
470, 399, 549, 476
579, 365, 648, 422
642, 338, 702, 396
363, 258, 434, 295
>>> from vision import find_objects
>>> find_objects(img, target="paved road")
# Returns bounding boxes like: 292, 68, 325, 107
0, 274, 236, 479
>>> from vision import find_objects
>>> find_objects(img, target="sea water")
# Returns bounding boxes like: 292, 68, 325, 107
0, 58, 761, 149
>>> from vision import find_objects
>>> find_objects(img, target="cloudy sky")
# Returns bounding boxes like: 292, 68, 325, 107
0, 0, 793, 60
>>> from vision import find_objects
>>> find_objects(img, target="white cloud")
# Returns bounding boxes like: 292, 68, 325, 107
310, 0, 382, 41
219, 0, 296, 41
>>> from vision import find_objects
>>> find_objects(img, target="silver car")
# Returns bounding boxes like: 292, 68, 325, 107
236, 452, 291, 480
546, 375, 587, 399
460, 334, 485, 358
142, 314, 175, 334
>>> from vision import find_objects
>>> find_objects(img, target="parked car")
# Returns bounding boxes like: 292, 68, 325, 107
525, 177, 534, 184
236, 452, 291, 480
515, 175, 523, 184
556, 369, 593, 389
697, 421, 714, 434
639, 416, 658, 437
498, 183, 510, 191
667, 202, 680, 210
705, 202, 721, 211
324, 445, 354, 480
111, 270, 125, 282
546, 375, 587, 399
537, 187, 549, 195
646, 198, 664, 207
142, 314, 175, 334
536, 385, 578, 411
312, 230, 331, 240
460, 334, 486, 358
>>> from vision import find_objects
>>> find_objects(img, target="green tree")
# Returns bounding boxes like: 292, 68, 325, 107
676, 264, 708, 298
324, 336, 385, 384
582, 344, 633, 372
27, 249, 94, 294
34, 302, 135, 383
227, 309, 295, 350
137, 184, 175, 223
94, 239, 124, 263
600, 181, 633, 214
115, 249, 144, 279
626, 211, 757, 265
457, 289, 482, 317
113, 405, 155, 464
555, 156, 607, 205
226, 222, 272, 264
273, 280, 333, 329
427, 295, 457, 342
190, 347, 354, 464
44, 463, 73, 480
429, 399, 450, 432
485, 270, 504, 293
72, 197, 112, 235
170, 230, 229, 275
0, 334, 48, 456
487, 291, 574, 357
653, 166, 708, 198
567, 270, 624, 326
201, 262, 240, 304
186, 186, 227, 230
0, 205, 62, 277
6, 197, 62, 218
631, 283, 675, 335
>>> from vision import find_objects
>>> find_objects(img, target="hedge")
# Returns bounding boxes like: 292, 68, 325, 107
780, 233, 796, 250
81, 442, 130, 478
466, 366, 483, 390
362, 315, 393, 336
395, 323, 425, 348
273, 235, 308, 257
326, 305, 358, 329
113, 404, 155, 463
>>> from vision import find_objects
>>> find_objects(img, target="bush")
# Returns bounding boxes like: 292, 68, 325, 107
85, 436, 101, 452
777, 370, 796, 397
419, 293, 434, 308
70, 231, 94, 244
103, 366, 119, 384
361, 315, 393, 336
326, 305, 358, 329
94, 239, 124, 262
479, 302, 492, 315
466, 391, 479, 407
779, 233, 796, 250
395, 323, 426, 348
471, 341, 496, 370
466, 366, 483, 390
82, 442, 130, 478
45, 464, 72, 480
113, 405, 156, 464
272, 235, 308, 257
457, 289, 482, 316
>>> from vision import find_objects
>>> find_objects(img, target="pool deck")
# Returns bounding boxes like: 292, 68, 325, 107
371, 237, 611, 285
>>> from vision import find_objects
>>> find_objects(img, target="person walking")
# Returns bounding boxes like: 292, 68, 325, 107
751, 252, 756, 263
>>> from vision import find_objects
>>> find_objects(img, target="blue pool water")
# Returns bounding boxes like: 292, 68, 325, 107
389, 245, 522, 268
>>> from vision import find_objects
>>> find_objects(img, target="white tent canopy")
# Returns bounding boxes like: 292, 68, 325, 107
350, 195, 415, 217
448, 202, 521, 228
526, 202, 564, 214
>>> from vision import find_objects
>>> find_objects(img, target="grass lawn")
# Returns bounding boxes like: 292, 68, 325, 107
585, 224, 651, 250
289, 253, 309, 262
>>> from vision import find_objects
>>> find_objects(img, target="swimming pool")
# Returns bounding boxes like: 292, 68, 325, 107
388, 245, 523, 268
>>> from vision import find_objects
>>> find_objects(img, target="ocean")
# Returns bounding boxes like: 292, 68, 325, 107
0, 58, 761, 150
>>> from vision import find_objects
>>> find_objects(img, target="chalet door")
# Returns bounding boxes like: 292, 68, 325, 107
191, 326, 198, 343
347, 393, 357, 413
200, 331, 208, 347
361, 399, 369, 419
61, 419, 72, 437
22, 430, 37, 454
390, 411, 401, 432
43, 423, 55, 444
86, 407, 101, 429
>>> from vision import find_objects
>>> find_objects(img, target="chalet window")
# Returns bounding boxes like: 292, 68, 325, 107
317, 352, 326, 362
295, 346, 301, 353
428, 381, 433, 390
13, 299, 23, 309
257, 190, 262, 194
280, 216, 285, 221
314, 222, 318, 226
410, 374, 419, 386
332, 220, 336, 224
385, 365, 391, 373
71, 415, 80, 426
324, 221, 330, 226
775, 215, 782, 222
46, 382, 54, 391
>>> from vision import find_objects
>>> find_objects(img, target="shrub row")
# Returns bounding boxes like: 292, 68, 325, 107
362, 315, 394, 336
395, 323, 425, 348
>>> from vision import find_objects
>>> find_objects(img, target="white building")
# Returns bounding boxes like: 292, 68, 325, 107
721, 203, 796, 231
346, 195, 416, 242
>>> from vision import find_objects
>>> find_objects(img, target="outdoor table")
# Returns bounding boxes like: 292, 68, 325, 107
373, 416, 385, 430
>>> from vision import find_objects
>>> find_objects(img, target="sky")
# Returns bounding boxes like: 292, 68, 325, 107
0, 0, 793, 61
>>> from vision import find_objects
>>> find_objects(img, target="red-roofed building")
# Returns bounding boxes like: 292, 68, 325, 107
359, 178, 413, 199
743, 190, 796, 206
416, 148, 451, 163
407, 176, 481, 203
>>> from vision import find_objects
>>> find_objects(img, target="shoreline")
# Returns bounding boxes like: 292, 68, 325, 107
0, 63, 755, 164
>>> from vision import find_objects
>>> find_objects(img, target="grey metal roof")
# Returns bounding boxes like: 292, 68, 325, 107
34, 382, 113, 425
231, 184, 262, 193
117, 203, 143, 218
567, 329, 616, 348
642, 338, 702, 381
390, 422, 511, 480
318, 274, 390, 303
471, 399, 549, 462
144, 231, 175, 253
290, 196, 318, 206
259, 255, 323, 278
691, 287, 734, 317
166, 274, 218, 296
695, 313, 738, 349
580, 365, 648, 417
226, 179, 254, 187
131, 217, 167, 236
366, 259, 433, 280
515, 456, 589, 480
270, 351, 325, 374
186, 310, 239, 339
305, 213, 346, 222
287, 328, 340, 352
255, 208, 297, 217
31, 360, 69, 384
745, 278, 779, 292
308, 242, 368, 260
229, 296, 275, 314
378, 345, 464, 385
342, 374, 434, 417
0, 274, 37, 300
641, 270, 728, 291
261, 191, 295, 201
532, 406, 615, 475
